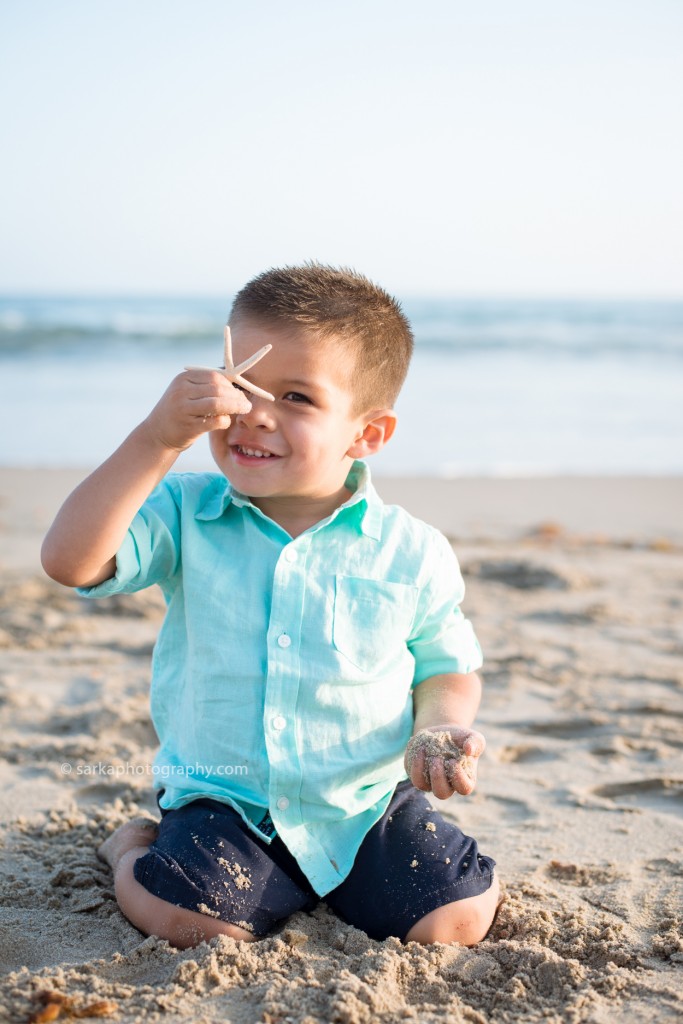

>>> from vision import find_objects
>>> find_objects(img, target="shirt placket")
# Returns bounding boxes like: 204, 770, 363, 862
264, 534, 310, 837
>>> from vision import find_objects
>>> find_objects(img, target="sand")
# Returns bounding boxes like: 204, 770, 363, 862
0, 468, 682, 1023
404, 731, 476, 791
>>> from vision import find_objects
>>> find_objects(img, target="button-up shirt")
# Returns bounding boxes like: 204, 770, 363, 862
78, 460, 482, 896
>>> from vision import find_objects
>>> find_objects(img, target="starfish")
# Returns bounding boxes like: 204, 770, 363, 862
185, 326, 275, 401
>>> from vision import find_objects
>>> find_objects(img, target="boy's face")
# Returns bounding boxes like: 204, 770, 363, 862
208, 320, 388, 522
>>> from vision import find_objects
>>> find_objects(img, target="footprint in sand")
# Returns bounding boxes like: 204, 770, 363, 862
522, 715, 609, 739
73, 781, 142, 805
589, 777, 683, 814
456, 793, 535, 828
465, 559, 586, 591
496, 744, 558, 765
546, 860, 621, 887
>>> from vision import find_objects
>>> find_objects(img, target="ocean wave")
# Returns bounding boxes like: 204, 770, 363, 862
1, 298, 682, 358
0, 297, 228, 352
0, 323, 220, 351
3, 324, 681, 359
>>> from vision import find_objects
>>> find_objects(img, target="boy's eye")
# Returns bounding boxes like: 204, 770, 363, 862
284, 392, 311, 404
231, 384, 311, 405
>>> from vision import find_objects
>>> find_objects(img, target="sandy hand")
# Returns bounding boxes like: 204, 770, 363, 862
404, 725, 486, 800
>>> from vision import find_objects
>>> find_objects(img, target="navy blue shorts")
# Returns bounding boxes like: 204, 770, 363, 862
133, 780, 496, 941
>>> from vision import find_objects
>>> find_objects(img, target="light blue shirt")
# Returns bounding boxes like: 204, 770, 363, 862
78, 460, 482, 896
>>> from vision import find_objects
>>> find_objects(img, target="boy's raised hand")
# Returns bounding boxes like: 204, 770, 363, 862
404, 725, 486, 800
42, 368, 255, 590
143, 369, 253, 452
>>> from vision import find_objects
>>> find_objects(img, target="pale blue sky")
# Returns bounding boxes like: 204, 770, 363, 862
1, 0, 681, 297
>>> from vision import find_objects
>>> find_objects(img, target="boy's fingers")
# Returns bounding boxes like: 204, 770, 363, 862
181, 371, 253, 411
454, 729, 486, 759
469, 734, 486, 757
407, 749, 431, 792
217, 384, 253, 415
182, 368, 227, 385
444, 756, 477, 796
406, 729, 483, 797
428, 758, 455, 800
200, 414, 234, 431
190, 394, 252, 419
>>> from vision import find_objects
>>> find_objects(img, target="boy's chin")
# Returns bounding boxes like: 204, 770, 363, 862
215, 463, 273, 498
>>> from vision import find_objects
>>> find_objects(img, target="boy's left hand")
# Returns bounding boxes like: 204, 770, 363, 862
404, 725, 486, 799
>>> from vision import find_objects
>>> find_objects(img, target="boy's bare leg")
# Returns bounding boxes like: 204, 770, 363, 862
97, 819, 258, 948
404, 872, 501, 946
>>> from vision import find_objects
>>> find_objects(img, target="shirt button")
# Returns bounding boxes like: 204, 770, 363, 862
272, 715, 286, 730
276, 796, 289, 810
277, 633, 291, 648
284, 548, 298, 563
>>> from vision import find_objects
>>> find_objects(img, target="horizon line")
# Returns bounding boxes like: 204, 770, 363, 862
1, 289, 682, 304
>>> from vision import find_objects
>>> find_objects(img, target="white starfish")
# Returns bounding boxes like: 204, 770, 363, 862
185, 326, 275, 401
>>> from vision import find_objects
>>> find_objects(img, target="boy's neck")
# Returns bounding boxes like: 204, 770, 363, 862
250, 485, 354, 539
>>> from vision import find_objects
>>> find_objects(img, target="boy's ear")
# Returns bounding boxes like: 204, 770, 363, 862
346, 410, 397, 459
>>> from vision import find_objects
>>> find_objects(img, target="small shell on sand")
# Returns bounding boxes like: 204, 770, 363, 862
71, 1002, 119, 1018
29, 1007, 61, 1024
30, 993, 118, 1022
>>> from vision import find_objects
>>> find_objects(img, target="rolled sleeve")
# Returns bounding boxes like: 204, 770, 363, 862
76, 483, 181, 599
408, 530, 483, 686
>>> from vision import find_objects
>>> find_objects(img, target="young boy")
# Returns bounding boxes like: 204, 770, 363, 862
42, 264, 498, 950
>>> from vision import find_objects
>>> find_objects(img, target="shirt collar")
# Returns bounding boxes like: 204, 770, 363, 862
194, 459, 383, 540
337, 459, 383, 540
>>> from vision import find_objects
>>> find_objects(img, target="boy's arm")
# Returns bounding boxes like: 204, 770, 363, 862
41, 370, 252, 588
405, 671, 486, 801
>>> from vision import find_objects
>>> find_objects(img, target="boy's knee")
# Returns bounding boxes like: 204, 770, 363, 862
404, 873, 500, 946
161, 905, 260, 948
114, 849, 258, 948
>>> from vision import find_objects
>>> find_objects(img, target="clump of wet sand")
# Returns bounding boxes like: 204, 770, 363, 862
405, 730, 476, 787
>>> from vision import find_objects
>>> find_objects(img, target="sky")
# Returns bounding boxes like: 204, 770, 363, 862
1, 0, 681, 298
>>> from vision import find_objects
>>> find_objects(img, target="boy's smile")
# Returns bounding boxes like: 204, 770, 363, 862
208, 321, 395, 535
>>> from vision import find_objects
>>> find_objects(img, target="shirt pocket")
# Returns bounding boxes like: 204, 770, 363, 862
332, 574, 419, 673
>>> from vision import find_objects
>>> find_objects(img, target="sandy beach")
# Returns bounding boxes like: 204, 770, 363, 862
0, 467, 681, 1023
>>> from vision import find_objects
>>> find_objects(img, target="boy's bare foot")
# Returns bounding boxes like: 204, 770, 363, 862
97, 817, 159, 872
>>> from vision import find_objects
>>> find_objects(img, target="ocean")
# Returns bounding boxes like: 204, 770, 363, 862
1, 295, 682, 476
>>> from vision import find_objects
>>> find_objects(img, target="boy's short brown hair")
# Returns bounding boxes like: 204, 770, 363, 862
229, 263, 414, 414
